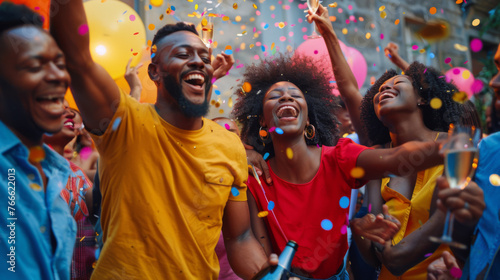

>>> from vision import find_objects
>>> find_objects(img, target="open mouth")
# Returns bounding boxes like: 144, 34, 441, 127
276, 105, 299, 119
182, 73, 205, 89
63, 119, 75, 130
35, 94, 66, 116
379, 91, 397, 103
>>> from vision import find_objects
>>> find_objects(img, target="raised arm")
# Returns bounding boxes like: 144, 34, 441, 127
222, 198, 270, 279
50, 0, 121, 135
384, 42, 410, 71
307, 5, 367, 144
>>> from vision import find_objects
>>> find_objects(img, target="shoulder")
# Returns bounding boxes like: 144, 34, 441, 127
480, 132, 500, 150
204, 119, 243, 144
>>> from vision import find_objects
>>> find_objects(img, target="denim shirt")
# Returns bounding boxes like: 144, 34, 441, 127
462, 132, 500, 280
0, 121, 76, 280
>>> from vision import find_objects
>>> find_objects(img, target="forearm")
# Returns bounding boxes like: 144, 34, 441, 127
129, 86, 142, 101
225, 230, 268, 280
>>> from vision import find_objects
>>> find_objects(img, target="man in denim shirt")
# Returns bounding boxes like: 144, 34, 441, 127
0, 3, 76, 279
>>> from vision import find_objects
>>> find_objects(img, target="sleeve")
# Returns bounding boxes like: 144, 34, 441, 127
228, 135, 249, 202
90, 90, 140, 158
334, 138, 372, 189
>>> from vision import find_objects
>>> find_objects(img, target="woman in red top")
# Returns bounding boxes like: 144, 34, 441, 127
232, 5, 446, 279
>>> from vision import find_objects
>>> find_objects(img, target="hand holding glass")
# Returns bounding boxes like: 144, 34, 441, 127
306, 0, 321, 38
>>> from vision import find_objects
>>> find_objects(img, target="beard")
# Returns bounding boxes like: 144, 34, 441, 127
162, 74, 210, 118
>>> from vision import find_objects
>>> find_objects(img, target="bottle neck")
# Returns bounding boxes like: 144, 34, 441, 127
278, 243, 297, 270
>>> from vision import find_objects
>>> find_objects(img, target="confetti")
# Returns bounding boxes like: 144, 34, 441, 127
379, 6, 385, 11
267, 201, 275, 211
275, 128, 284, 134
269, 127, 276, 133
29, 146, 45, 163
380, 11, 387, 19
224, 49, 233, 55
148, 24, 155, 30
368, 204, 372, 212
365, 33, 371, 39
395, 19, 400, 25
339, 196, 349, 208
214, 89, 221, 95
233, 3, 238, 9
340, 225, 347, 235
29, 183, 42, 191
471, 79, 484, 94
350, 167, 365, 178
259, 129, 268, 138
258, 211, 269, 218
452, 91, 468, 103
429, 7, 437, 14
424, 253, 433, 257
490, 174, 500, 186
430, 97, 442, 109
470, 38, 483, 52
450, 267, 463, 278
412, 45, 419, 50
444, 57, 452, 64
263, 152, 270, 160
231, 187, 240, 197
78, 24, 89, 35
286, 147, 293, 159
462, 70, 471, 79
150, 0, 163, 7
112, 117, 122, 131
321, 219, 333, 231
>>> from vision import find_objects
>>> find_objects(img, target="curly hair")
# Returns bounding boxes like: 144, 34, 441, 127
231, 54, 339, 158
0, 2, 43, 36
360, 62, 463, 146
151, 22, 198, 53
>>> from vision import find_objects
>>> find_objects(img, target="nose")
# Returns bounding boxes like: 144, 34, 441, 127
188, 53, 205, 69
278, 92, 295, 102
380, 82, 393, 92
45, 62, 70, 85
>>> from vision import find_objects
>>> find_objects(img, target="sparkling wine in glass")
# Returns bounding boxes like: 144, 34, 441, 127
306, 0, 321, 38
429, 125, 480, 249
201, 16, 214, 48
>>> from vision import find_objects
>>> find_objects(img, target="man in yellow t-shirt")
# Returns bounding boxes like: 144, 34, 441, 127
51, 2, 270, 279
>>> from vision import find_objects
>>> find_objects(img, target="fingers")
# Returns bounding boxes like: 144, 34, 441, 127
268, 253, 279, 266
259, 157, 272, 184
126, 57, 132, 70
441, 251, 459, 271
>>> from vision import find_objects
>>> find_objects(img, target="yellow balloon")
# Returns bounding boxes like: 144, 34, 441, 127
84, 0, 146, 79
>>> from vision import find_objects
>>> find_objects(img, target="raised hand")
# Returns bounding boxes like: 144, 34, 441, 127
306, 4, 335, 37
212, 52, 235, 80
427, 251, 461, 280
351, 204, 401, 245
124, 58, 143, 101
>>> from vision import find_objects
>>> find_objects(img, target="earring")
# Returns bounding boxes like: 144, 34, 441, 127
259, 126, 271, 143
304, 124, 316, 140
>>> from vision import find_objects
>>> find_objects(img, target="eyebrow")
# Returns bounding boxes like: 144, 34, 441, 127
25, 53, 64, 61
270, 87, 300, 92
173, 44, 208, 53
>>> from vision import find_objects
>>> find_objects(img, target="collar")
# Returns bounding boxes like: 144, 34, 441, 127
0, 120, 23, 154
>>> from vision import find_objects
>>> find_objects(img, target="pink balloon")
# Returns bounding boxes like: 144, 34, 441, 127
445, 67, 474, 98
294, 38, 366, 95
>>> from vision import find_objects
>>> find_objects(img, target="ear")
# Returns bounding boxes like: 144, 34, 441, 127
148, 63, 160, 83
417, 97, 427, 105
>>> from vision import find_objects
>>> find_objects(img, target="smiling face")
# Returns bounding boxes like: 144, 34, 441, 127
0, 26, 70, 143
261, 81, 308, 137
372, 75, 419, 119
151, 31, 213, 117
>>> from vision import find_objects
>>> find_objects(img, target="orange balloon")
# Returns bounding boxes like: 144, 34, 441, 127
1, 0, 50, 30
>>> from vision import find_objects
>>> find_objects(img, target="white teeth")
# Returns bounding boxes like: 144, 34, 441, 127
183, 74, 205, 83
277, 106, 298, 117
380, 92, 396, 100
38, 95, 64, 101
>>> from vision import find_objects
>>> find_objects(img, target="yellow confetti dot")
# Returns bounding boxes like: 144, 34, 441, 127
430, 97, 442, 109
92, 261, 97, 269
365, 32, 371, 39
270, 5, 275, 11
219, 109, 224, 114
30, 183, 42, 191
80, 236, 86, 242
211, 100, 216, 105
148, 24, 155, 31
235, 15, 242, 22
271, 42, 275, 50
350, 167, 365, 179
379, 5, 385, 11
278, 22, 285, 29
250, 17, 255, 22
215, 102, 220, 108
380, 11, 387, 19
222, 16, 230, 21
194, 4, 198, 10
159, 14, 164, 20
233, 3, 238, 9
253, 4, 258, 9
419, 49, 426, 53
240, 42, 246, 50
258, 211, 269, 218
29, 146, 45, 163
286, 148, 293, 159
201, 17, 207, 26
228, 97, 233, 108
395, 19, 400, 25
329, 2, 338, 8
286, 45, 293, 52
249, 44, 255, 49
472, 19, 480, 26
462, 70, 471, 80
489, 174, 500, 186
342, 28, 348, 34
429, 7, 437, 15
150, 0, 163, 7
242, 82, 252, 93
452, 91, 468, 103
342, 133, 349, 138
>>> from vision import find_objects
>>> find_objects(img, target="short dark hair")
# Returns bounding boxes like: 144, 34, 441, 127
0, 2, 43, 36
231, 54, 339, 158
151, 22, 199, 52
360, 62, 463, 146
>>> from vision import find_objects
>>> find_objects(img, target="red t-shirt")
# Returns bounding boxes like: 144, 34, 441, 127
248, 138, 370, 278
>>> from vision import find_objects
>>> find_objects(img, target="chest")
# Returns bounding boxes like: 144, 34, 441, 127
386, 174, 418, 201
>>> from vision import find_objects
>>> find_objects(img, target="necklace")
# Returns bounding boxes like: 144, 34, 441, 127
390, 132, 440, 148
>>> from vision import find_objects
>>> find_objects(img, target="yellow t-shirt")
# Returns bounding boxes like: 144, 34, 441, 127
378, 165, 452, 280
90, 93, 248, 280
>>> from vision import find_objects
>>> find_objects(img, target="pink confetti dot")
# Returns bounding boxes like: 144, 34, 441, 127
278, 0, 282, 4
302, 27, 308, 32
256, 42, 262, 46
271, 14, 275, 19
280, 36, 286, 42
412, 45, 419, 50
380, 33, 384, 39
283, 5, 290, 10
129, 14, 136, 21
453, 68, 461, 75
470, 38, 483, 52
444, 57, 452, 64
256, 10, 261, 16
314, 50, 318, 54
224, 124, 230, 130
349, 15, 355, 21
253, 55, 260, 60
471, 79, 484, 94
78, 24, 89, 35
289, 32, 294, 37
450, 267, 462, 278
340, 225, 347, 235
303, 35, 308, 40
298, 18, 303, 23
338, 8, 343, 13
346, 19, 350, 24
34, 6, 40, 10
348, 5, 353, 10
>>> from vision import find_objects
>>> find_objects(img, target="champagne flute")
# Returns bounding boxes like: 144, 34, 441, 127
306, 0, 321, 38
201, 16, 214, 48
429, 124, 480, 249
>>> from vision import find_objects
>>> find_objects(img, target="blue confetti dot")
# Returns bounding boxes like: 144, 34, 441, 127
267, 201, 275, 211
95, 247, 101, 260
224, 49, 233, 55
264, 23, 269, 29
339, 196, 349, 209
148, 4, 152, 9
263, 152, 270, 160
275, 128, 283, 134
261, 46, 266, 52
231, 187, 240, 197
171, 6, 176, 11
112, 117, 122, 131
151, 53, 156, 59
321, 219, 333, 231
215, 89, 221, 95
429, 52, 435, 59
329, 81, 337, 83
